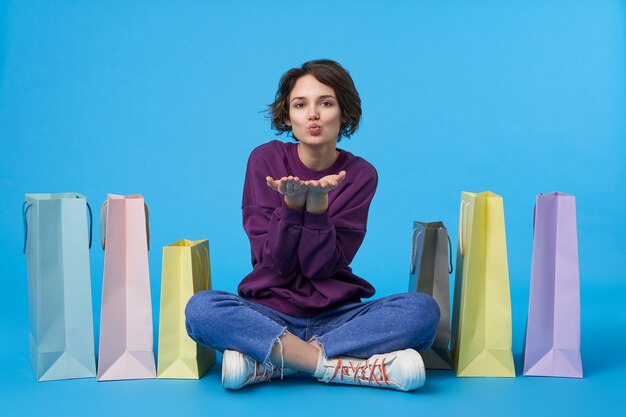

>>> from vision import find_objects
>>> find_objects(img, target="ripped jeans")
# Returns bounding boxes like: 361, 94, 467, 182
184, 290, 440, 372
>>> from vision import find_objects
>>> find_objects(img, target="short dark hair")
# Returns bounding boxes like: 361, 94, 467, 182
268, 59, 362, 142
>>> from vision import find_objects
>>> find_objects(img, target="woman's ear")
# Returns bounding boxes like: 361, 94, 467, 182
285, 118, 291, 126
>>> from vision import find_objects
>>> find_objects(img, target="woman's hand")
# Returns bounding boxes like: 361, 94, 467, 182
304, 171, 347, 195
266, 175, 308, 210
304, 171, 346, 214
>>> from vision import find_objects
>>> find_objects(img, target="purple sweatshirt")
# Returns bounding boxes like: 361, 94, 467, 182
238, 140, 378, 317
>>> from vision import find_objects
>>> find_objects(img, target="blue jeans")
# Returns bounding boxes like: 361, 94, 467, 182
185, 290, 440, 371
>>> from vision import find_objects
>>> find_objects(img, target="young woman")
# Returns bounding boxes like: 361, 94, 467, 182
185, 59, 440, 391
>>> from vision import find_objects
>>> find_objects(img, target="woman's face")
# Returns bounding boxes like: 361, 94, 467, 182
285, 74, 342, 147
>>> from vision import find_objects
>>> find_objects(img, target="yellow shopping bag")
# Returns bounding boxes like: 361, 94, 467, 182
157, 239, 216, 379
450, 192, 515, 377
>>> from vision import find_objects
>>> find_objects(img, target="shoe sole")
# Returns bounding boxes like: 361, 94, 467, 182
222, 349, 244, 390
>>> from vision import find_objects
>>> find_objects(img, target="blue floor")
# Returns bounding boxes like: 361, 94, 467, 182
1, 280, 623, 417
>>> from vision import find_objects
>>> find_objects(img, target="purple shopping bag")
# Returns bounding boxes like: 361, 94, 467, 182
523, 192, 582, 378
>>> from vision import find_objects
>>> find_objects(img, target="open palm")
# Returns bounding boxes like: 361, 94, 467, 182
305, 171, 347, 194
266, 176, 308, 198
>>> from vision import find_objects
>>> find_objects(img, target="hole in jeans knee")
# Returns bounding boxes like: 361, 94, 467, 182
263, 327, 288, 376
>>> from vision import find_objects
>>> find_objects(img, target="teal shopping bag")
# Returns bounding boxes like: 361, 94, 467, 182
23, 193, 96, 381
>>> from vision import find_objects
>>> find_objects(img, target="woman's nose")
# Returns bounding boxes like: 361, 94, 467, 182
308, 106, 319, 120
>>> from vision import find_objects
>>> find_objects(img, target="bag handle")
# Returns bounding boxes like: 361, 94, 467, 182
86, 202, 93, 249
532, 203, 537, 236
99, 200, 108, 250
458, 201, 464, 256
22, 202, 33, 254
447, 234, 453, 274
532, 193, 545, 236
194, 246, 210, 291
144, 203, 150, 251
458, 200, 469, 256
409, 228, 422, 274
99, 200, 150, 250
412, 226, 454, 274
23, 200, 92, 253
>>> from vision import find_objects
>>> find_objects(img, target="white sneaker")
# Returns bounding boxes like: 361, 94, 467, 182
222, 349, 296, 390
313, 348, 426, 391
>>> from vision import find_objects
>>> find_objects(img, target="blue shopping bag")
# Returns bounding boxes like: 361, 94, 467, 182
23, 193, 96, 381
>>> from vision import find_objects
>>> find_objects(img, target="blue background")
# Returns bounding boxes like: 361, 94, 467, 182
1, 0, 624, 415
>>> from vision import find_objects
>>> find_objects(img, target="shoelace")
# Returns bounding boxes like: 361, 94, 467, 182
330, 357, 391, 386
246, 361, 283, 384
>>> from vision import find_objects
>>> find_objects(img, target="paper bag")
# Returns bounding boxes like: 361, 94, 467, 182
450, 191, 515, 377
97, 194, 156, 381
157, 239, 216, 379
523, 192, 582, 378
409, 221, 453, 369
23, 193, 96, 381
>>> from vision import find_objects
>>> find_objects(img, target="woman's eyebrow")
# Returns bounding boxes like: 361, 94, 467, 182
291, 95, 336, 102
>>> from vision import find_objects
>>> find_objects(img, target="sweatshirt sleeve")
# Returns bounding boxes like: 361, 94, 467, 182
242, 149, 303, 276
297, 163, 378, 279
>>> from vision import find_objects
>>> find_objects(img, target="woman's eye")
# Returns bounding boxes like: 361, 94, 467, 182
294, 103, 305, 108
322, 101, 333, 106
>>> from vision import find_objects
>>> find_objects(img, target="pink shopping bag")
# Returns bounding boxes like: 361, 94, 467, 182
97, 194, 156, 381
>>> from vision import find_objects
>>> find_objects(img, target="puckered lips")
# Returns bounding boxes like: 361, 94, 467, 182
307, 123, 321, 135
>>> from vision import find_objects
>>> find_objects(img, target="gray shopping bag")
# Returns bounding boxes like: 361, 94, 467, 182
23, 193, 96, 381
409, 221, 453, 369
